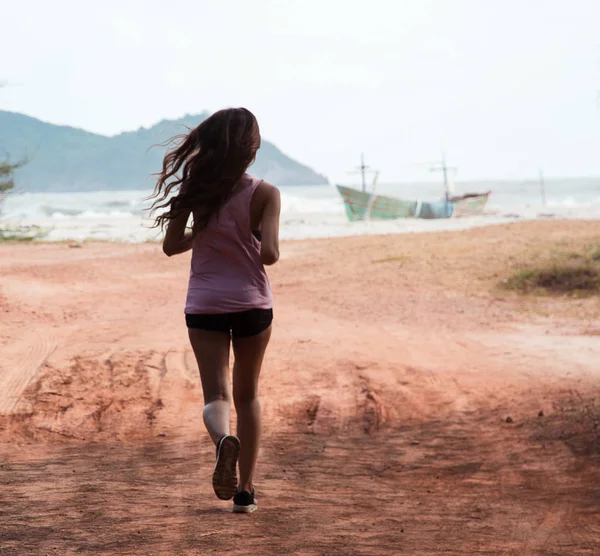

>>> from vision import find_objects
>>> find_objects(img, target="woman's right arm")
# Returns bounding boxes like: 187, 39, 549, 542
259, 183, 281, 265
162, 208, 193, 257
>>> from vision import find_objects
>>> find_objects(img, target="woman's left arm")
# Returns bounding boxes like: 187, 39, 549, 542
162, 209, 193, 257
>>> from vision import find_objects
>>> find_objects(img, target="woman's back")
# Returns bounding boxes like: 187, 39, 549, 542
151, 108, 279, 512
185, 174, 273, 314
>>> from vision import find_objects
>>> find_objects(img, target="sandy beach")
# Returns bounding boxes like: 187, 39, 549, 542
1, 220, 599, 555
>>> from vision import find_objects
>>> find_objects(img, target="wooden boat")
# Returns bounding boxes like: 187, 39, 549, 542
448, 192, 492, 217
336, 155, 491, 221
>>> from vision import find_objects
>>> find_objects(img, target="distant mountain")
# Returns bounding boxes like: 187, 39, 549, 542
0, 111, 328, 192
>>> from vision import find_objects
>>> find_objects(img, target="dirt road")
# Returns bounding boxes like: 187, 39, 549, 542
1, 221, 599, 554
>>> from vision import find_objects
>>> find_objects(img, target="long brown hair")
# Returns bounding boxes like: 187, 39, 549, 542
148, 107, 260, 233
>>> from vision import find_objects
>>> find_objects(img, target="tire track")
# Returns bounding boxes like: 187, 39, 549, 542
0, 334, 57, 415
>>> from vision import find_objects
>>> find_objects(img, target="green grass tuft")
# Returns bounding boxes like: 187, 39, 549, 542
0, 225, 48, 242
506, 264, 599, 295
503, 242, 600, 296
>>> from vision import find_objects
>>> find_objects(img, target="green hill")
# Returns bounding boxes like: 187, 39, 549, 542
0, 111, 327, 191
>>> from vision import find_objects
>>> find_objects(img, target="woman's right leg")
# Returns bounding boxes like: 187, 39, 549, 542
232, 326, 272, 493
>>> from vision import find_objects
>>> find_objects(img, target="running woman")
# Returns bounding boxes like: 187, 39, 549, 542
149, 108, 280, 513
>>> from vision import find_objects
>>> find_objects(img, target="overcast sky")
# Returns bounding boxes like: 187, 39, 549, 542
1, 0, 599, 182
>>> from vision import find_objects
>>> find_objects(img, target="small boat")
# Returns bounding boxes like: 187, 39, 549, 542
448, 192, 492, 217
336, 155, 491, 221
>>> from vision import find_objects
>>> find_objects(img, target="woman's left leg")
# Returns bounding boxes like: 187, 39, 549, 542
188, 328, 232, 444
188, 328, 240, 500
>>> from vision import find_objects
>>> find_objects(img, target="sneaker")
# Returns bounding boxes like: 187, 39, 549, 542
232, 490, 258, 514
212, 435, 240, 500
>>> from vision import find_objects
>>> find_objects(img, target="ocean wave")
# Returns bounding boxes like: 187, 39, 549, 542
280, 192, 345, 215
48, 210, 135, 219
2, 185, 599, 243
79, 210, 135, 218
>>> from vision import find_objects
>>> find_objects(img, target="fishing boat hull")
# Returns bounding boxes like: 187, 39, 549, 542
449, 192, 491, 217
336, 185, 490, 221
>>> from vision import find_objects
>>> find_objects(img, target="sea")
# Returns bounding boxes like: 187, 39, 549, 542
2, 178, 599, 243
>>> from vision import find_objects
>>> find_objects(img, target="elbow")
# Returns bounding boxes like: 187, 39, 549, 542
162, 243, 175, 257
261, 248, 280, 266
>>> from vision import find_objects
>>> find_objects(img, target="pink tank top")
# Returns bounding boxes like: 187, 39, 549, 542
185, 174, 273, 314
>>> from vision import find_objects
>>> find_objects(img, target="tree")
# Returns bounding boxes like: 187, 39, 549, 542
0, 160, 18, 194
0, 160, 19, 216
0, 81, 24, 212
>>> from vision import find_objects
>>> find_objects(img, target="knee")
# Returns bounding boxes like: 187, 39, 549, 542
233, 388, 258, 408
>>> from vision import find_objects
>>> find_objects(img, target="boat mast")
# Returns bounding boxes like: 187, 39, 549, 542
349, 153, 374, 193
430, 152, 456, 201
439, 152, 450, 199
359, 153, 369, 193
538, 168, 547, 206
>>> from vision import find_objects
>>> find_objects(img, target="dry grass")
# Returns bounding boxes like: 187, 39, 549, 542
503, 243, 600, 296
281, 220, 600, 321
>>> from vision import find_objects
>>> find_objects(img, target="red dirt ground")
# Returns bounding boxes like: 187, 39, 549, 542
1, 221, 599, 555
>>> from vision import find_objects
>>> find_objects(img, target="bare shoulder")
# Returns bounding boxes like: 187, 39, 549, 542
256, 180, 280, 199
252, 180, 280, 210
250, 180, 280, 227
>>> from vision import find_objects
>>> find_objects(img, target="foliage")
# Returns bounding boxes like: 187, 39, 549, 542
503, 244, 600, 296
0, 225, 47, 242
0, 159, 17, 193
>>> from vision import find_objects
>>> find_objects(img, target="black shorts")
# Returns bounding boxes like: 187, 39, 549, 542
185, 308, 273, 338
